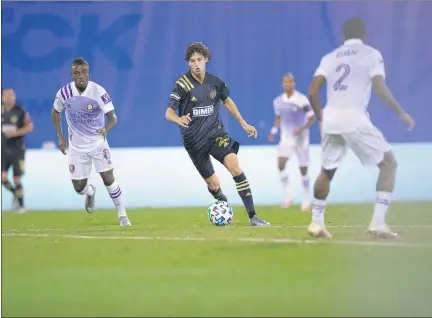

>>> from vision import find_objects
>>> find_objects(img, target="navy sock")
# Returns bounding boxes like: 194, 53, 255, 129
14, 183, 24, 207
208, 187, 228, 202
2, 180, 16, 194
234, 172, 256, 219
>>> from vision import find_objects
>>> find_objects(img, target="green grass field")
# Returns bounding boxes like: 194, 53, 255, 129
2, 202, 432, 317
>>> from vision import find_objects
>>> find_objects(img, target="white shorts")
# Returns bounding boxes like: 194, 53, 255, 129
321, 125, 391, 170
68, 140, 114, 180
278, 135, 310, 167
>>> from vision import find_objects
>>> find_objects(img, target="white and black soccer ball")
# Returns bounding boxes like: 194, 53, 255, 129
207, 200, 233, 226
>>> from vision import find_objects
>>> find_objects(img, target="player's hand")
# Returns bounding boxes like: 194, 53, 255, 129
318, 121, 323, 137
268, 133, 275, 142
399, 113, 415, 131
96, 128, 107, 140
177, 113, 191, 128
4, 130, 18, 138
58, 135, 68, 155
243, 123, 258, 139
293, 129, 303, 137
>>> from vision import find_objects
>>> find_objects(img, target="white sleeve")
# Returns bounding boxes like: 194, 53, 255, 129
273, 99, 280, 116
53, 89, 65, 112
314, 56, 330, 78
301, 96, 314, 118
98, 86, 115, 114
369, 51, 385, 79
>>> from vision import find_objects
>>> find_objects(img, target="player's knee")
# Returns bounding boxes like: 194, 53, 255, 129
13, 176, 21, 185
380, 151, 397, 172
72, 180, 87, 193
1, 173, 8, 183
224, 154, 242, 176
278, 158, 287, 171
100, 170, 115, 186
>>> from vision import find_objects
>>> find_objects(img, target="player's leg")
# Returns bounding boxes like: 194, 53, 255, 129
189, 147, 228, 202
295, 140, 311, 211
222, 153, 270, 226
68, 149, 95, 212
308, 134, 347, 238
92, 144, 130, 226
12, 156, 26, 213
278, 140, 295, 207
1, 154, 16, 198
345, 127, 398, 238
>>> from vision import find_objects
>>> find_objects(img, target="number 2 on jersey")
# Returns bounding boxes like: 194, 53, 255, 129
333, 64, 350, 91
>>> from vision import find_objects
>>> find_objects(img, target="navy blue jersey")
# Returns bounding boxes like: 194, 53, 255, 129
168, 71, 230, 152
1, 104, 29, 151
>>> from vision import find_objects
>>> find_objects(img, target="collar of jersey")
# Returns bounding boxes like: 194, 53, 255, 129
187, 71, 207, 84
344, 39, 363, 45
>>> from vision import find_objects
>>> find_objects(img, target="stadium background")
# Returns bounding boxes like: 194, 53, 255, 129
2, 1, 431, 209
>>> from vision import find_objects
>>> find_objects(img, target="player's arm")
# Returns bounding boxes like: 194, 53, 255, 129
51, 91, 67, 154
268, 100, 281, 142
370, 53, 414, 130
308, 56, 329, 124
98, 89, 117, 138
15, 111, 34, 136
223, 97, 257, 138
295, 100, 316, 135
165, 83, 191, 128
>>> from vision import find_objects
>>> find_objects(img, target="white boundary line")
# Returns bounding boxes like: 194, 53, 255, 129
3, 224, 432, 232
2, 233, 431, 248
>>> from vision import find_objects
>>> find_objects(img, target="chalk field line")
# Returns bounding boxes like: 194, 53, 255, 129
2, 232, 432, 249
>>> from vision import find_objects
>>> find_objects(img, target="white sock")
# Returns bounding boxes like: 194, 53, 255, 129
79, 184, 94, 196
302, 175, 310, 201
106, 180, 126, 217
279, 169, 292, 201
370, 191, 392, 228
312, 198, 326, 227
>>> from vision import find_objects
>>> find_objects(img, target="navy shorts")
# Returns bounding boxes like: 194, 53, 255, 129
188, 135, 240, 179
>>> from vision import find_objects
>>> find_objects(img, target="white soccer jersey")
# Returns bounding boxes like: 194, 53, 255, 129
53, 81, 114, 151
314, 39, 385, 133
273, 90, 314, 140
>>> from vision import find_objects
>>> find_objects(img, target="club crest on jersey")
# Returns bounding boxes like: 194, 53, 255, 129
291, 106, 298, 112
10, 116, 18, 124
209, 89, 217, 100
192, 105, 214, 117
69, 165, 75, 173
87, 104, 93, 111
101, 93, 112, 105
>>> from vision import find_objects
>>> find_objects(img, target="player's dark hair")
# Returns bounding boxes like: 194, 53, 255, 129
72, 57, 89, 67
185, 42, 212, 62
343, 18, 366, 40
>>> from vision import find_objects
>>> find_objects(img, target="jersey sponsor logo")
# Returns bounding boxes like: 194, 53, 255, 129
209, 89, 216, 100
87, 104, 94, 111
101, 93, 112, 105
192, 105, 214, 117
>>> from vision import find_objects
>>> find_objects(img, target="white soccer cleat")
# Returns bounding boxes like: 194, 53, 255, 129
300, 201, 311, 212
368, 225, 400, 239
16, 207, 27, 214
119, 216, 131, 227
12, 196, 20, 211
85, 185, 96, 214
307, 223, 332, 239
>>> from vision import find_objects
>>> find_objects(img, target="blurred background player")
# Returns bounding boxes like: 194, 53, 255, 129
307, 18, 415, 239
268, 74, 315, 211
165, 42, 270, 226
51, 57, 131, 226
1, 89, 34, 213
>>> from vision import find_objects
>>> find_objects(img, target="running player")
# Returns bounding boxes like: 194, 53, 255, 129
269, 73, 315, 211
51, 57, 131, 226
165, 42, 270, 226
1, 89, 34, 213
307, 18, 415, 239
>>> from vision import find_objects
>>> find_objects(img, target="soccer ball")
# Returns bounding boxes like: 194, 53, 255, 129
208, 200, 233, 226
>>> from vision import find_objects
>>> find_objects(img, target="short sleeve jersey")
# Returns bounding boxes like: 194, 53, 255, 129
313, 39, 385, 133
1, 104, 31, 151
168, 71, 230, 152
273, 90, 313, 139
53, 81, 114, 151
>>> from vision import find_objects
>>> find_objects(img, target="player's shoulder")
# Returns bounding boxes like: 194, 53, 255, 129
57, 81, 74, 95
13, 104, 27, 114
174, 72, 195, 92
206, 72, 225, 85
273, 93, 284, 106
364, 45, 383, 59
294, 90, 309, 103
88, 81, 107, 93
